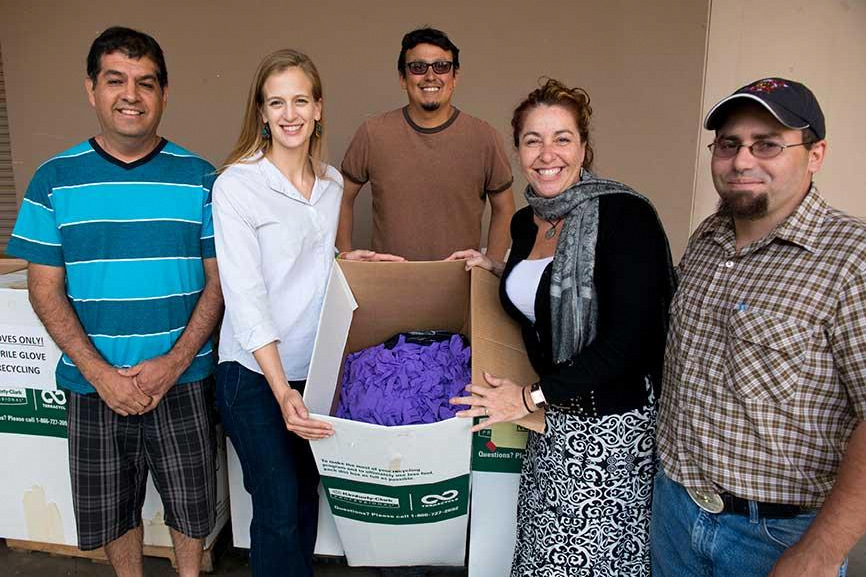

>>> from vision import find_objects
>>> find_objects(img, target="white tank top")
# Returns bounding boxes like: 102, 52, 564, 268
504, 257, 553, 324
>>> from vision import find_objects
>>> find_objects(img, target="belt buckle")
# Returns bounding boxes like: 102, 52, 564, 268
686, 488, 724, 514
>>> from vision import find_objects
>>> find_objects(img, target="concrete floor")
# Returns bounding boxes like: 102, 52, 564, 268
0, 539, 465, 576
2, 538, 864, 576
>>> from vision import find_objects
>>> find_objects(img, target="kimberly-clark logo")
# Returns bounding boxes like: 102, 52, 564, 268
0, 388, 28, 406
329, 488, 399, 508
420, 489, 459, 506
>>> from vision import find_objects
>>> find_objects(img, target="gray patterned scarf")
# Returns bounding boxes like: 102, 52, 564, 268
524, 168, 673, 363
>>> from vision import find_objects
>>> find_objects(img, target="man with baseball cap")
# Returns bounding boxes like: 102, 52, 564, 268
652, 77, 866, 576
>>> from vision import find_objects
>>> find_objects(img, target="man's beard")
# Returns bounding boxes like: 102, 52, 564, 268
421, 101, 441, 112
717, 191, 768, 220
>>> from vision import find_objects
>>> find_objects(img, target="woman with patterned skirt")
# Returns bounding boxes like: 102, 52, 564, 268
449, 79, 675, 576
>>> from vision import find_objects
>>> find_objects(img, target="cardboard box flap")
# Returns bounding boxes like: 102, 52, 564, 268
305, 265, 358, 415
469, 267, 543, 435
340, 260, 470, 353
0, 259, 27, 276
469, 267, 538, 387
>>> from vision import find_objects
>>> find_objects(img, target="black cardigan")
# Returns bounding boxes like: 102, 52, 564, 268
499, 196, 672, 415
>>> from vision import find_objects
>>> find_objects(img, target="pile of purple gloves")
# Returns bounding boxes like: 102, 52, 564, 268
335, 332, 471, 426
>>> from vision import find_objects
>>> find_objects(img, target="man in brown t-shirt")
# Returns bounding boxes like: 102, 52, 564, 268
338, 27, 515, 262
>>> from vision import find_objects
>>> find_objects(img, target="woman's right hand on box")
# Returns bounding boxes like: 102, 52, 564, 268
276, 385, 334, 440
445, 249, 505, 277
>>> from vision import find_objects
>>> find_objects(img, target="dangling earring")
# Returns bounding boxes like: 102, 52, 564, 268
314, 120, 323, 138
579, 166, 584, 179
261, 123, 271, 140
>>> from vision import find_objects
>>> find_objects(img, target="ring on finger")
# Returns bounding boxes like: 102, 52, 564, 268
484, 407, 489, 416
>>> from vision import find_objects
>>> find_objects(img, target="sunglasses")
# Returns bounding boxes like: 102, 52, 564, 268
406, 60, 454, 75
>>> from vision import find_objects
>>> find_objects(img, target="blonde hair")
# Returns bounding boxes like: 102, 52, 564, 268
222, 49, 326, 176
511, 77, 595, 170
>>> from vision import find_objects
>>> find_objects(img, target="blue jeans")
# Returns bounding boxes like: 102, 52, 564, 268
216, 361, 319, 577
650, 469, 847, 576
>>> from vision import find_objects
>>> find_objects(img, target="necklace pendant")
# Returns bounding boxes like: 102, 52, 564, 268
545, 227, 557, 240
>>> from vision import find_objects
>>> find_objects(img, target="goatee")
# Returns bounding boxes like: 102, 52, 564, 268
421, 102, 441, 112
717, 191, 768, 220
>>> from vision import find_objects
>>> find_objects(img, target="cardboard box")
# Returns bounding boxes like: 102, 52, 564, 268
462, 265, 537, 577
0, 271, 229, 550
0, 258, 26, 275
302, 260, 537, 569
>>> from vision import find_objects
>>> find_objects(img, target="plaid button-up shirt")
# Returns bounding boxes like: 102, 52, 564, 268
658, 187, 866, 508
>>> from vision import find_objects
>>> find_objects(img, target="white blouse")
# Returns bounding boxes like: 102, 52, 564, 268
504, 257, 553, 324
212, 153, 343, 379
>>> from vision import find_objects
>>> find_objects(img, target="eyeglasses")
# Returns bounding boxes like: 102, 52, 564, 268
406, 60, 454, 75
708, 139, 815, 159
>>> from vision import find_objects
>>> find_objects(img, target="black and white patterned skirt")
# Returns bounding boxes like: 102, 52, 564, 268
511, 382, 656, 577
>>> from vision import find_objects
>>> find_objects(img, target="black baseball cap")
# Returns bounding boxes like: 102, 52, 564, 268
704, 77, 825, 140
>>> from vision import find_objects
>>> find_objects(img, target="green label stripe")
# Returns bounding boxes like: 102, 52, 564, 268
0, 387, 68, 439
471, 419, 526, 474
320, 474, 470, 525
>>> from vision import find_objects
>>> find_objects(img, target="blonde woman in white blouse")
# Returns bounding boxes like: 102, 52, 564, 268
212, 49, 400, 577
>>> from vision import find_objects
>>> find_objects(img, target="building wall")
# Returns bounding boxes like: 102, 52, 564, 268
693, 0, 866, 229
0, 0, 709, 259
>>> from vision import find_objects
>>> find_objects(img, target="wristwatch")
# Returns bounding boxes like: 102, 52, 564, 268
529, 381, 547, 409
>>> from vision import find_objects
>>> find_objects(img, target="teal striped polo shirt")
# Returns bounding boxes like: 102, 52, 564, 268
7, 138, 217, 394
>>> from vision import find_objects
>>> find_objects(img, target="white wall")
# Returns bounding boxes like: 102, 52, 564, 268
692, 0, 866, 230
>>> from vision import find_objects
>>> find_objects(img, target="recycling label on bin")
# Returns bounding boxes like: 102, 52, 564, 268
0, 387, 68, 438
0, 323, 62, 391
471, 422, 528, 474
320, 474, 470, 525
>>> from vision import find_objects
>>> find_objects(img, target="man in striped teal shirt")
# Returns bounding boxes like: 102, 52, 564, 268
7, 27, 223, 577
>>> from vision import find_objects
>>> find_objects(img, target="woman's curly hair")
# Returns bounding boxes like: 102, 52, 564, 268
511, 78, 594, 170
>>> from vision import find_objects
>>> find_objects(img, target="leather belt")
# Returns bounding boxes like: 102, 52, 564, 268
687, 487, 806, 519
720, 493, 806, 519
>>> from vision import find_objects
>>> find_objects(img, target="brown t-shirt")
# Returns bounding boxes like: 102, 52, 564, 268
341, 106, 513, 261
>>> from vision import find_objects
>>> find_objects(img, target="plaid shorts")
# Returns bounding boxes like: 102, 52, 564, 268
67, 379, 217, 550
